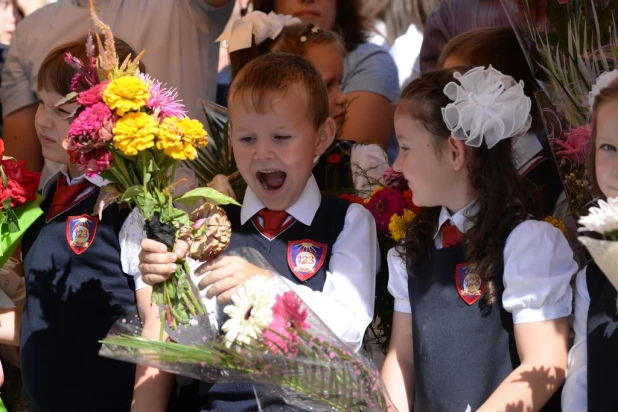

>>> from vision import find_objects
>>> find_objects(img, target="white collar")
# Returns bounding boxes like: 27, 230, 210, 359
434, 200, 479, 239
240, 175, 321, 226
41, 165, 107, 197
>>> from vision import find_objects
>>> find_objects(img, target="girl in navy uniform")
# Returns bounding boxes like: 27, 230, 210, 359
17, 37, 159, 412
562, 71, 618, 412
381, 67, 577, 412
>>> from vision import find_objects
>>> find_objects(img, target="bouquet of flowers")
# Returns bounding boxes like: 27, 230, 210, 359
578, 197, 618, 288
340, 167, 419, 353
101, 254, 390, 411
62, 1, 238, 331
501, 0, 618, 219
0, 139, 42, 267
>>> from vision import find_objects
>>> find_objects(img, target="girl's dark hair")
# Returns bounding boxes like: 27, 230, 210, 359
588, 78, 618, 199
438, 26, 546, 135
396, 68, 542, 304
251, 0, 368, 51
230, 23, 345, 78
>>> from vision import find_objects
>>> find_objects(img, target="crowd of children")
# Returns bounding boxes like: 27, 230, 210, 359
1, 6, 617, 412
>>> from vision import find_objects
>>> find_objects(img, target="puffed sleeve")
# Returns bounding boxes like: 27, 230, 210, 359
562, 268, 589, 412
119, 208, 150, 291
350, 143, 388, 198
502, 220, 576, 324
387, 247, 411, 314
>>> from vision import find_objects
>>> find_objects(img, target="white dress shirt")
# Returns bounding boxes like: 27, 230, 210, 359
562, 267, 590, 412
121, 175, 380, 351
387, 202, 576, 325
3, 0, 233, 185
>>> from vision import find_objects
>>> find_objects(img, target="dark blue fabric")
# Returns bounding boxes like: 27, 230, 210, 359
408, 241, 561, 412
20, 182, 136, 412
195, 195, 350, 411
586, 262, 618, 412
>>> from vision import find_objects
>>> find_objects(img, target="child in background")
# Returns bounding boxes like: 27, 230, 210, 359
562, 72, 618, 412
222, 12, 388, 198
439, 26, 564, 217
17, 37, 159, 412
134, 53, 379, 411
381, 67, 576, 411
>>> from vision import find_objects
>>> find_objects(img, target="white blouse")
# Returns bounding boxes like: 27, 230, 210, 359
387, 204, 576, 324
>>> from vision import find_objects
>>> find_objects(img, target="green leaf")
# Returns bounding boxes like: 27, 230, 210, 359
54, 92, 77, 107
119, 185, 145, 204
136, 150, 157, 185
174, 187, 240, 207
6, 209, 19, 232
137, 192, 158, 220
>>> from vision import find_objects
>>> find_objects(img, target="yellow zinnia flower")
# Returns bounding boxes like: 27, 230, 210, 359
389, 209, 416, 242
103, 76, 150, 116
113, 112, 158, 156
544, 216, 567, 237
156, 117, 207, 160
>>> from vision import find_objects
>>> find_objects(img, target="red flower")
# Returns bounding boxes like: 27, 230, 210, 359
328, 154, 342, 164
403, 189, 421, 213
1, 159, 40, 207
339, 193, 364, 205
365, 187, 408, 232
0, 139, 4, 158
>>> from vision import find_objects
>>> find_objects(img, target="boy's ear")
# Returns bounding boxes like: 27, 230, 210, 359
446, 136, 467, 172
315, 117, 337, 156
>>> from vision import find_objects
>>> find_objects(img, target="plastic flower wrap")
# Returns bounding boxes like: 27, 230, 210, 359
100, 248, 390, 411
61, 1, 239, 331
578, 197, 618, 290
0, 140, 43, 267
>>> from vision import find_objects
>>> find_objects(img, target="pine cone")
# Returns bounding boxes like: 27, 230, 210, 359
179, 202, 232, 261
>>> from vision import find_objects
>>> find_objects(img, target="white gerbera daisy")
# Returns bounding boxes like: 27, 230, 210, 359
579, 197, 618, 235
222, 275, 275, 348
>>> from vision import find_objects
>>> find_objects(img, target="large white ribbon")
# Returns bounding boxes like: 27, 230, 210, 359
216, 11, 301, 53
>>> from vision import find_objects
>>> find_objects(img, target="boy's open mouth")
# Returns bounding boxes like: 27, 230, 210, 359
257, 170, 286, 191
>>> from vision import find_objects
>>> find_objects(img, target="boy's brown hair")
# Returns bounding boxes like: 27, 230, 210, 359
37, 35, 146, 95
589, 78, 618, 198
228, 52, 329, 130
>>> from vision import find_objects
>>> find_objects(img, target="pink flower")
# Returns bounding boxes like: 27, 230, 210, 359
139, 73, 187, 119
555, 124, 591, 165
67, 102, 114, 150
68, 148, 113, 177
365, 187, 408, 232
76, 80, 110, 106
383, 166, 408, 192
263, 291, 309, 356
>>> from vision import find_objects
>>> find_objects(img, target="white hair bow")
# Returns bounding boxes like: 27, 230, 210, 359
216, 11, 301, 53
441, 66, 532, 148
589, 69, 618, 109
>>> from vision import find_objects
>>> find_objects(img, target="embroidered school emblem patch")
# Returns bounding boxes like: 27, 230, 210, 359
455, 263, 485, 305
287, 239, 328, 282
66, 215, 98, 255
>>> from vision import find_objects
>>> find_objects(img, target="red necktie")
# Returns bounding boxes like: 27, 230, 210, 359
441, 221, 464, 248
47, 175, 95, 221
256, 209, 290, 238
